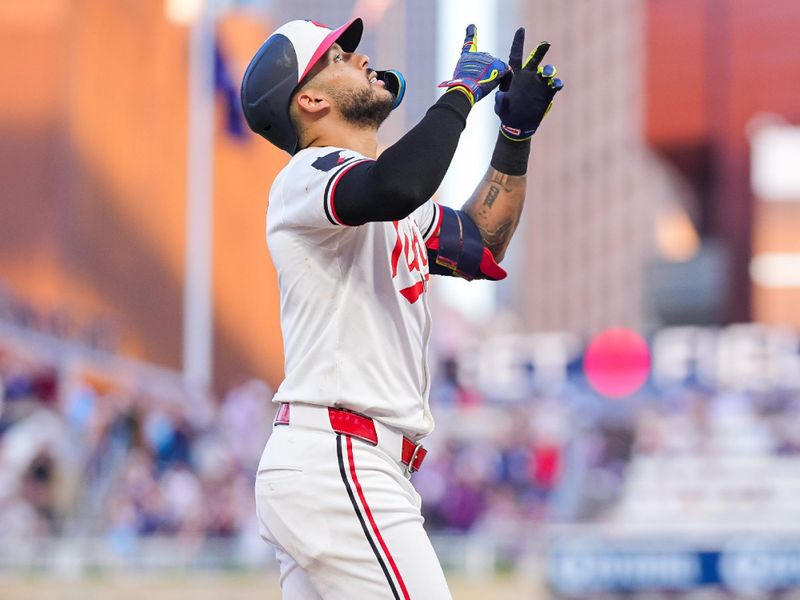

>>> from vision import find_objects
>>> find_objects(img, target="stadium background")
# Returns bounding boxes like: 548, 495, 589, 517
3, 0, 800, 597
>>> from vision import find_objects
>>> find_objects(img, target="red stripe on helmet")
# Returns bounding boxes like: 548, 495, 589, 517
299, 17, 362, 82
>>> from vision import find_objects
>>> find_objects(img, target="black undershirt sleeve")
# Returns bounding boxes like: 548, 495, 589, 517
332, 91, 472, 226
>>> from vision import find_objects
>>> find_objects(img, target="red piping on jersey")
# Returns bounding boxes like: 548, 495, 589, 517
346, 436, 411, 600
328, 159, 372, 225
427, 203, 444, 241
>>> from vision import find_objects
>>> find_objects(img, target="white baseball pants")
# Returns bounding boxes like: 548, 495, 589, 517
255, 408, 452, 599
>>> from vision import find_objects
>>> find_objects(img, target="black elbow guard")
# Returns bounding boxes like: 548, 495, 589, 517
426, 207, 507, 281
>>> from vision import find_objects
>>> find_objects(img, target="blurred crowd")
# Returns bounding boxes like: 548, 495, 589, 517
419, 361, 800, 536
2, 329, 800, 560
0, 342, 272, 554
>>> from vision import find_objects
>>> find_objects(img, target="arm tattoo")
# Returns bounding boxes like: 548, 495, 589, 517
484, 185, 500, 208
483, 171, 511, 208
480, 219, 516, 259
463, 167, 526, 262
489, 171, 512, 192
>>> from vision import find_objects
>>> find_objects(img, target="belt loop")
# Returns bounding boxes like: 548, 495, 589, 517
404, 442, 423, 479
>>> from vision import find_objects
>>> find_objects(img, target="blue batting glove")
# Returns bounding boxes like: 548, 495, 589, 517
438, 24, 511, 106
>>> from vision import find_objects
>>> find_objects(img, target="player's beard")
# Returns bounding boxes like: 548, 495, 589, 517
329, 86, 394, 130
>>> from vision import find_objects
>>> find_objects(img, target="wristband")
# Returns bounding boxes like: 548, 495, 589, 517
490, 130, 531, 176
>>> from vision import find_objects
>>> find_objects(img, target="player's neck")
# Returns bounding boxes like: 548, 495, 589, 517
306, 123, 379, 158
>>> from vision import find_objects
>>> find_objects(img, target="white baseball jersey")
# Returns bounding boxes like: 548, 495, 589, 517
266, 146, 442, 439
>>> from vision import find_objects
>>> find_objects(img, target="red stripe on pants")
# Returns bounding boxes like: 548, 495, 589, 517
346, 436, 411, 600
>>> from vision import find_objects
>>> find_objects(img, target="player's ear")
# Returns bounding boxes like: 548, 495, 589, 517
294, 88, 331, 115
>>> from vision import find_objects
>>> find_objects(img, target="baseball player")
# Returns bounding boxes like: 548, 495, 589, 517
241, 16, 562, 600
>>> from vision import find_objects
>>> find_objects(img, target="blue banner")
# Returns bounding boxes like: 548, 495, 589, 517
547, 539, 800, 593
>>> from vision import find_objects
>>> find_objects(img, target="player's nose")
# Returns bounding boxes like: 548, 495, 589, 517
352, 52, 370, 70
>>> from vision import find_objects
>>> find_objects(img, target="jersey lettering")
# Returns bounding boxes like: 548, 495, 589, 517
391, 220, 429, 304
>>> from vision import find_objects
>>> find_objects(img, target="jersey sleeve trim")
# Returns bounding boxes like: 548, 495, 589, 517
323, 158, 374, 226
420, 203, 443, 242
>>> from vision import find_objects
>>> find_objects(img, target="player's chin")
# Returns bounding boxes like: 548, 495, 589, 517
374, 86, 397, 108
377, 86, 394, 101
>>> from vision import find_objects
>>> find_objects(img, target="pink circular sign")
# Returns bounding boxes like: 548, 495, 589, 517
584, 328, 651, 398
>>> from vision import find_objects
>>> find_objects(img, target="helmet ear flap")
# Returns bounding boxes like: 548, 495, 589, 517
241, 34, 301, 153
242, 60, 301, 153
375, 70, 406, 110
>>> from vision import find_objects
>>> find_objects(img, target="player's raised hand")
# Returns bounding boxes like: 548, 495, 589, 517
494, 28, 564, 141
438, 24, 510, 105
